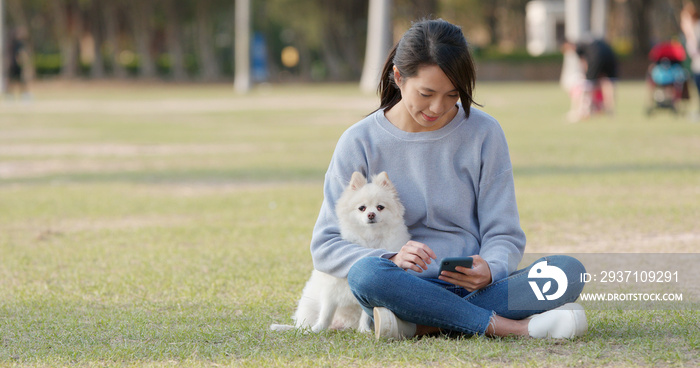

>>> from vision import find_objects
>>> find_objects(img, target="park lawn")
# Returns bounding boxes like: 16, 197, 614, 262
0, 81, 698, 367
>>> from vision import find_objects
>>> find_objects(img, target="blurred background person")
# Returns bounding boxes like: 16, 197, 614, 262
5, 27, 31, 101
574, 39, 618, 120
560, 42, 587, 122
681, 1, 700, 119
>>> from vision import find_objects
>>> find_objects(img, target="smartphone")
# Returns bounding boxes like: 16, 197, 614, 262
439, 257, 473, 275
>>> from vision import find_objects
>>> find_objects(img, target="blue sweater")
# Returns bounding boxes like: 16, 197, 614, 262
310, 105, 526, 283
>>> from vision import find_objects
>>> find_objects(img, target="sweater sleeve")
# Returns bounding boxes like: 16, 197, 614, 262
476, 124, 527, 283
309, 128, 397, 278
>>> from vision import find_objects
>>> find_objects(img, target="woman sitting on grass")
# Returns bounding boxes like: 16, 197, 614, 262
310, 18, 588, 340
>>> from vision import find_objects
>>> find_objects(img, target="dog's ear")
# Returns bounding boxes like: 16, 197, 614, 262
349, 171, 367, 190
373, 172, 395, 190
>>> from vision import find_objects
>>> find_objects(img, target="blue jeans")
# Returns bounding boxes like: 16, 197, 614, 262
348, 255, 586, 336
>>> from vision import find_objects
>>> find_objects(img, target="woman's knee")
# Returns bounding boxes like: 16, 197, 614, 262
347, 257, 388, 293
545, 254, 586, 299
348, 257, 403, 295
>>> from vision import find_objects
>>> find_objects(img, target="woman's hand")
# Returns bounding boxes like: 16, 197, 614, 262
438, 255, 492, 292
389, 241, 437, 273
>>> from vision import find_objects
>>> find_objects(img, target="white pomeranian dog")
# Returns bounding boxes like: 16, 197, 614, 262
270, 171, 410, 333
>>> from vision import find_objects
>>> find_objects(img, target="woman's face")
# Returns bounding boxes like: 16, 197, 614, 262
392, 64, 460, 132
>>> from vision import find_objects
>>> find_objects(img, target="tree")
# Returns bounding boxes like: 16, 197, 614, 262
163, 0, 187, 81
360, 0, 392, 93
317, 0, 368, 81
130, 0, 156, 78
51, 0, 81, 78
196, 0, 222, 81
627, 0, 653, 57
89, 0, 106, 78
102, 0, 128, 78
1, 0, 685, 83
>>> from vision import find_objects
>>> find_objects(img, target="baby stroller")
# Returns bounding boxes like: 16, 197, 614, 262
646, 41, 689, 116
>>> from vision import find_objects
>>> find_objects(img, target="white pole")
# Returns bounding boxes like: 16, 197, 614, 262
0, 0, 5, 94
234, 0, 251, 94
360, 0, 392, 94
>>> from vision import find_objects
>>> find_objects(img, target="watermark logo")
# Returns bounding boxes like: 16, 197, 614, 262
528, 260, 568, 301
510, 253, 696, 310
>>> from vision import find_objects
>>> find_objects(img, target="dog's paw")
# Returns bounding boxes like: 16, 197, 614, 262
357, 324, 372, 333
357, 311, 373, 333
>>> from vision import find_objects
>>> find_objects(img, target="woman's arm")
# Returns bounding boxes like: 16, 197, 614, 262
440, 121, 526, 288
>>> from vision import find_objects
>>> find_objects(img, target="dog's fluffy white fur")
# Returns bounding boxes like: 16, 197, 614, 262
270, 171, 410, 333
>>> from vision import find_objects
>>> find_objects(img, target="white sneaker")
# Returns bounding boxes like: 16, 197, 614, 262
373, 307, 417, 340
527, 303, 588, 339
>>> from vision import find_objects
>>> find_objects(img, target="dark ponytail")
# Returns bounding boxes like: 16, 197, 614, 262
377, 44, 402, 114
373, 19, 478, 118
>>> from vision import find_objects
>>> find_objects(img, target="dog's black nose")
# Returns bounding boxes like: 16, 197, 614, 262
367, 212, 375, 220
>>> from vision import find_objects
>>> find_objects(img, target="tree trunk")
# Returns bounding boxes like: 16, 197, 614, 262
507, 0, 528, 48
196, 0, 221, 81
297, 33, 312, 81
318, 1, 367, 81
337, 2, 366, 77
483, 0, 499, 46
627, 0, 652, 57
52, 0, 81, 79
320, 34, 344, 81
89, 0, 105, 78
131, 0, 156, 78
103, 0, 127, 78
163, 0, 187, 81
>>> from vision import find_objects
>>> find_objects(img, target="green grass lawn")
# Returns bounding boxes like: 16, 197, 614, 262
0, 80, 698, 367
